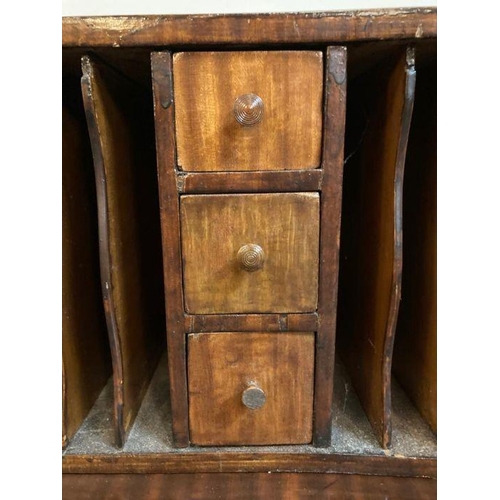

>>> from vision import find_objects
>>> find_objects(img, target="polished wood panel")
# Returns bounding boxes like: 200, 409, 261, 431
393, 58, 437, 433
179, 170, 323, 194
63, 473, 437, 499
173, 51, 323, 171
62, 452, 436, 478
81, 55, 165, 447
62, 84, 111, 449
337, 47, 416, 448
188, 332, 314, 445
313, 46, 347, 447
62, 9, 437, 47
180, 193, 320, 314
151, 51, 190, 447
184, 313, 318, 333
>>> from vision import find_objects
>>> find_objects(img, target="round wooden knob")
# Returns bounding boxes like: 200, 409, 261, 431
237, 244, 265, 272
242, 386, 266, 410
233, 93, 264, 126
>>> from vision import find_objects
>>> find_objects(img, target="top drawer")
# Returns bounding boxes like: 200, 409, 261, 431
173, 51, 323, 172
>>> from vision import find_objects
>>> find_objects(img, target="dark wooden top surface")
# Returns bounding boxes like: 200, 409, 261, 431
62, 8, 436, 47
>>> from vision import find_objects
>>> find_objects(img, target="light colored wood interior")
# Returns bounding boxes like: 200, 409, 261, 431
337, 48, 415, 448
393, 61, 436, 433
62, 103, 111, 447
82, 57, 165, 442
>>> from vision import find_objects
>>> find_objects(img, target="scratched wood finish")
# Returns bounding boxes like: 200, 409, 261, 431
62, 9, 437, 47
81, 56, 165, 447
63, 473, 437, 499
312, 46, 347, 447
151, 52, 190, 447
173, 51, 323, 171
179, 170, 323, 194
62, 85, 111, 449
393, 59, 437, 433
188, 332, 314, 445
336, 47, 416, 448
184, 313, 318, 333
180, 193, 320, 314
62, 452, 436, 478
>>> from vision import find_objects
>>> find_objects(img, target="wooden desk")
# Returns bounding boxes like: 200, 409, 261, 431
62, 8, 437, 497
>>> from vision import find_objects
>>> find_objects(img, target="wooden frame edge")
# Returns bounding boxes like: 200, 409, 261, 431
381, 46, 417, 448
62, 452, 436, 478
312, 46, 347, 448
63, 9, 437, 47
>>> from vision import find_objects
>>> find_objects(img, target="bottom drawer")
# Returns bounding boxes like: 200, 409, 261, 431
187, 332, 315, 446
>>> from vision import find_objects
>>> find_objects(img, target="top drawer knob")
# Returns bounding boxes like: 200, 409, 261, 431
233, 93, 264, 126
237, 244, 265, 272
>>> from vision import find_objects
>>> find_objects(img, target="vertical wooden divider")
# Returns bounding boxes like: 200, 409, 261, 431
151, 52, 190, 447
313, 46, 347, 447
336, 47, 416, 448
393, 56, 437, 433
81, 55, 166, 447
62, 78, 111, 449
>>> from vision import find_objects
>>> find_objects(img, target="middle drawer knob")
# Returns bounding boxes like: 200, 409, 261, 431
233, 93, 264, 126
237, 244, 265, 272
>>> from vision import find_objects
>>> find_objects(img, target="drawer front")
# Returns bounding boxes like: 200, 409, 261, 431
188, 332, 314, 446
173, 51, 323, 171
180, 193, 320, 314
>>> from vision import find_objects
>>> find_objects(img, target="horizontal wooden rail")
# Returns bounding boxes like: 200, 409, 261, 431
63, 9, 436, 47
62, 452, 437, 478
177, 170, 323, 194
184, 313, 319, 333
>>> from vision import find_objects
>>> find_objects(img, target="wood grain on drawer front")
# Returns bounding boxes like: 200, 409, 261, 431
180, 193, 320, 314
173, 51, 323, 171
188, 332, 314, 446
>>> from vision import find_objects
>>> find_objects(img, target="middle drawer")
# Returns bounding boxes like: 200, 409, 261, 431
180, 192, 320, 314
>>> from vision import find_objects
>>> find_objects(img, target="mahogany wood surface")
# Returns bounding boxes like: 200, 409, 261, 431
63, 472, 437, 499
393, 57, 437, 433
81, 55, 165, 447
188, 332, 314, 445
180, 193, 320, 314
62, 9, 437, 47
151, 51, 190, 447
62, 80, 111, 449
173, 51, 323, 171
336, 47, 416, 448
313, 46, 347, 447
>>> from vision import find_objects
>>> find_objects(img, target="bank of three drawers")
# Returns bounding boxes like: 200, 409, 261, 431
151, 48, 347, 447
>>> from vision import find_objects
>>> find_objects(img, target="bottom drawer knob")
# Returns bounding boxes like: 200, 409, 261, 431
242, 385, 266, 410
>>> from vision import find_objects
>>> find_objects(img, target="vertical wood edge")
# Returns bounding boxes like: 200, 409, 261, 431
151, 51, 190, 447
80, 56, 125, 449
381, 46, 417, 449
313, 45, 347, 447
